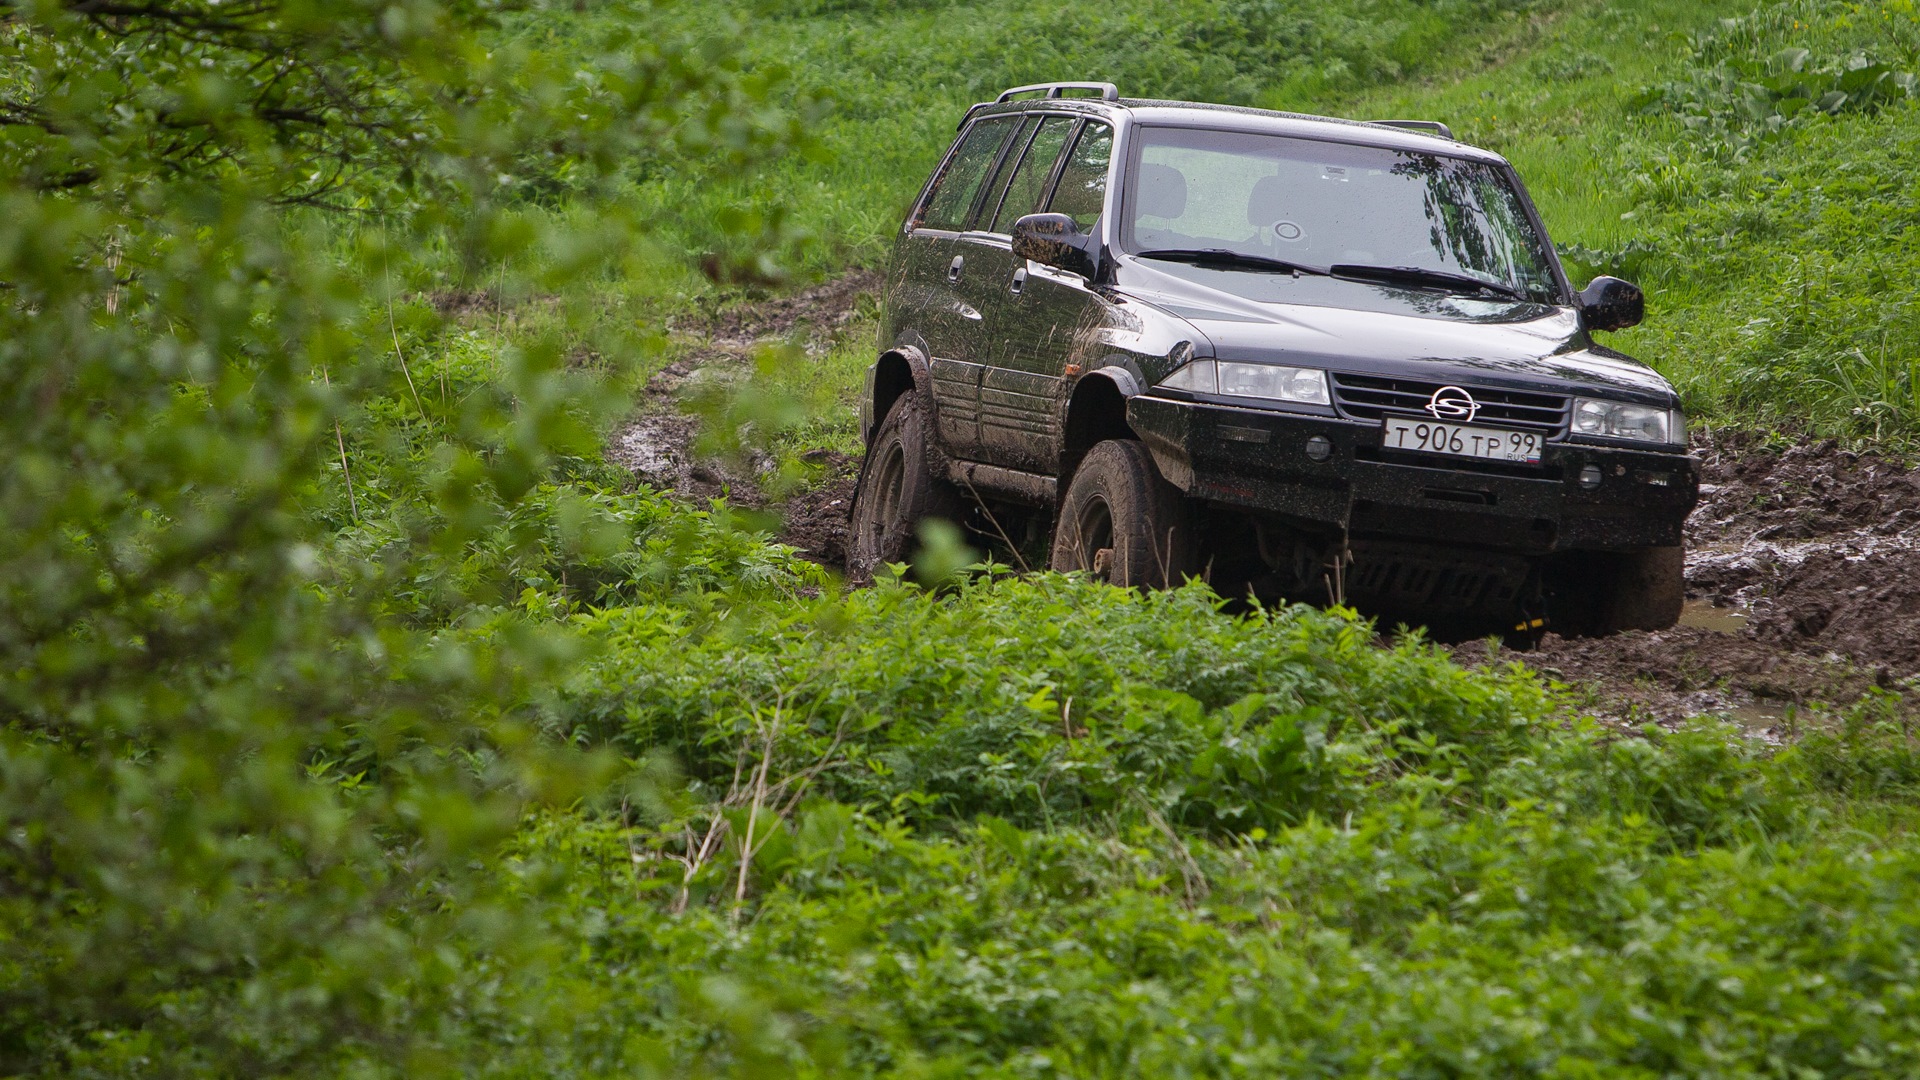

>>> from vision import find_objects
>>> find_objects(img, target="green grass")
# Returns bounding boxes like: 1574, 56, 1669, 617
513, 0, 1579, 278
1354, 0, 1920, 440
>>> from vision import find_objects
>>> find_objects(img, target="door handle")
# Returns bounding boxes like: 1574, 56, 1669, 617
947, 255, 964, 283
1009, 267, 1027, 295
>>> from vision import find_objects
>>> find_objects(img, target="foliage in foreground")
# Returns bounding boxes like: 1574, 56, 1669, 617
0, 0, 805, 1072
507, 577, 1920, 1077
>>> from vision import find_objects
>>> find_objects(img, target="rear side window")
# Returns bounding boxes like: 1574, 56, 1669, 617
976, 116, 1041, 229
1047, 122, 1113, 230
988, 116, 1075, 233
915, 118, 1015, 231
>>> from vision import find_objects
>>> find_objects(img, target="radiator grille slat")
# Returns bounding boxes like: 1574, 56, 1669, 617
1331, 373, 1569, 435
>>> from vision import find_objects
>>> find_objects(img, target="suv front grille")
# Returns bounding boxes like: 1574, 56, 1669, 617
1331, 373, 1569, 435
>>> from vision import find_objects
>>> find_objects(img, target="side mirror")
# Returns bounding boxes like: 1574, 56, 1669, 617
1011, 213, 1098, 279
1578, 275, 1644, 332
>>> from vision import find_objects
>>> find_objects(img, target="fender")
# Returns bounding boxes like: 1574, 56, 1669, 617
864, 343, 935, 446
1088, 364, 1141, 397
1056, 362, 1145, 496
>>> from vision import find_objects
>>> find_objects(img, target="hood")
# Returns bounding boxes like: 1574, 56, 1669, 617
1117, 256, 1677, 406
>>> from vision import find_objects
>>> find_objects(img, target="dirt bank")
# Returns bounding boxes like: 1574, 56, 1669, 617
1471, 428, 1920, 732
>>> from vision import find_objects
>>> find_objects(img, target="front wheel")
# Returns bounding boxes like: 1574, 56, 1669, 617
1050, 439, 1194, 588
846, 390, 958, 581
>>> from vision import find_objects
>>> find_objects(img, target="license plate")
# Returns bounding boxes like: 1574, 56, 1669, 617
1382, 416, 1542, 464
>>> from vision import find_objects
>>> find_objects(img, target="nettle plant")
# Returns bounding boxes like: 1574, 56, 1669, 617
0, 0, 804, 1072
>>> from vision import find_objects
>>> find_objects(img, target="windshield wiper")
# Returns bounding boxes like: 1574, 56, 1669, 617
1136, 248, 1330, 276
1328, 263, 1527, 301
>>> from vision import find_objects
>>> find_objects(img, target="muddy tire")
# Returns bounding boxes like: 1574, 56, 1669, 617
1550, 545, 1685, 636
846, 389, 958, 580
1050, 439, 1194, 588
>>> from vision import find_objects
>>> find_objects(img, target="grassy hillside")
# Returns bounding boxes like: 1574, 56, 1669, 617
577, 0, 1920, 441
515, 0, 1573, 284
1356, 0, 1920, 437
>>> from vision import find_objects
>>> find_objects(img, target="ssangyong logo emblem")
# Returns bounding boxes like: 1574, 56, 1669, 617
1426, 386, 1481, 423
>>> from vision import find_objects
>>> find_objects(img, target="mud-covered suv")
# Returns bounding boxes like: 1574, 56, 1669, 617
849, 82, 1698, 637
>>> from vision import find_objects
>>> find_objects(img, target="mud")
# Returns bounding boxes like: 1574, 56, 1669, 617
666, 271, 880, 349
780, 449, 859, 567
614, 276, 1920, 732
1464, 427, 1920, 733
606, 271, 879, 563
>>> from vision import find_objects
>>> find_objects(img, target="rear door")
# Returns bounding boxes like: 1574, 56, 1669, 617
897, 115, 1020, 450
952, 114, 1079, 470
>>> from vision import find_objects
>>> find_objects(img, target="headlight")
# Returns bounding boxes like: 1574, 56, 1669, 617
1571, 397, 1683, 444
1158, 359, 1330, 405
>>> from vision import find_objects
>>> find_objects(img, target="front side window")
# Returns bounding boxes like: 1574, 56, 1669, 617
916, 117, 1016, 231
1047, 122, 1113, 231
1124, 126, 1560, 302
987, 116, 1074, 233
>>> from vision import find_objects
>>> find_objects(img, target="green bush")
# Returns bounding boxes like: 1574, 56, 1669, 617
496, 744, 1920, 1076
554, 577, 1548, 836
0, 1, 806, 1072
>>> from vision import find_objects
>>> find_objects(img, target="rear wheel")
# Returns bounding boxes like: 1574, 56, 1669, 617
1548, 545, 1685, 636
1050, 439, 1194, 588
846, 390, 958, 580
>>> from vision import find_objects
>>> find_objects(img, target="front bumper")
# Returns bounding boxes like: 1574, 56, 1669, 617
1126, 393, 1698, 553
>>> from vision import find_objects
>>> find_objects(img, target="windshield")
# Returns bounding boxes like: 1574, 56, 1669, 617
1123, 127, 1561, 303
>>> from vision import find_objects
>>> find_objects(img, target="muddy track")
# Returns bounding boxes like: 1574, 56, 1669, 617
606, 271, 877, 565
613, 275, 1920, 731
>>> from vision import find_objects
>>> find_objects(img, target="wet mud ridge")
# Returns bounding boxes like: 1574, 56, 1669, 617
605, 271, 879, 565
1469, 429, 1920, 732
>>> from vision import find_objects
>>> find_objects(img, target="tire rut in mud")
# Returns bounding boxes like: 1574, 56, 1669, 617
605, 271, 876, 566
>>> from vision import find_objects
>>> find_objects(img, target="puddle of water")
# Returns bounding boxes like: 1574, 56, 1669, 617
1727, 701, 1787, 732
1679, 598, 1750, 634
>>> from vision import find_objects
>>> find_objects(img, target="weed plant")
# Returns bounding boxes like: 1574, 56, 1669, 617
493, 572, 1920, 1076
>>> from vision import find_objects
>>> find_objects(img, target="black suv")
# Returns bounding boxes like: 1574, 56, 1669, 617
849, 82, 1698, 638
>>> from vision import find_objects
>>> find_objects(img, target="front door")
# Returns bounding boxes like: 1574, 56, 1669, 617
954, 114, 1080, 471
983, 119, 1116, 474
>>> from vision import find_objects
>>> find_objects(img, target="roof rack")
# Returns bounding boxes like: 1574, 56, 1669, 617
995, 82, 1119, 103
1369, 119, 1455, 140
959, 82, 1121, 129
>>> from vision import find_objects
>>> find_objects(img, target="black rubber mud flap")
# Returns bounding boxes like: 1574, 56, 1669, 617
1548, 544, 1685, 636
1603, 544, 1685, 632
